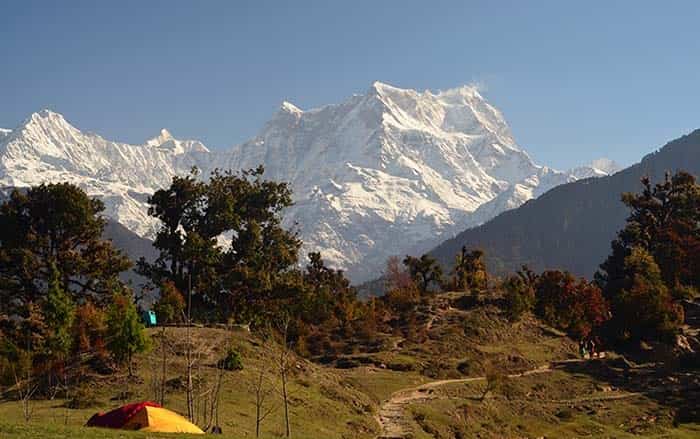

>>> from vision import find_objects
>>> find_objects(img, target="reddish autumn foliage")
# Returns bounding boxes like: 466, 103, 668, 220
535, 270, 609, 339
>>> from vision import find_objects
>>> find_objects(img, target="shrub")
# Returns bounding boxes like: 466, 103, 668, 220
218, 347, 243, 371
502, 275, 535, 322
66, 385, 100, 409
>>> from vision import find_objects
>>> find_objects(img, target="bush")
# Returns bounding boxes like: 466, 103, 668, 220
456, 360, 471, 375
502, 276, 535, 322
335, 358, 360, 369
66, 385, 100, 409
218, 347, 243, 371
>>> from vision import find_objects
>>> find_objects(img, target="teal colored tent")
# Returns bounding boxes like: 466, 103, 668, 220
142, 310, 157, 327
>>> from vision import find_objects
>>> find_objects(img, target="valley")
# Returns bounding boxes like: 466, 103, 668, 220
1, 290, 698, 438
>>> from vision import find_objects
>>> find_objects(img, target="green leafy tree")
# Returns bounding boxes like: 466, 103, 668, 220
403, 254, 443, 294
597, 171, 699, 343
106, 291, 150, 375
43, 263, 75, 360
502, 274, 535, 322
137, 167, 301, 322
302, 252, 357, 330
606, 247, 683, 343
0, 183, 131, 312
598, 172, 700, 294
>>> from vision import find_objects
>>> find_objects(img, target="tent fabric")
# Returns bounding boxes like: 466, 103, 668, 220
87, 401, 204, 434
124, 406, 205, 434
87, 401, 161, 428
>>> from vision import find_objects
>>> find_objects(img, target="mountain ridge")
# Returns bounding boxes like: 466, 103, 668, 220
0, 83, 614, 282
429, 128, 700, 278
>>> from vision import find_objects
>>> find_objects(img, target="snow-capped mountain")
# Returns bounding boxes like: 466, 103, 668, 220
0, 82, 614, 282
570, 158, 622, 179
0, 110, 211, 236
218, 82, 609, 280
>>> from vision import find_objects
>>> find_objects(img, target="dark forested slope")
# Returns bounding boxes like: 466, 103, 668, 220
430, 129, 700, 278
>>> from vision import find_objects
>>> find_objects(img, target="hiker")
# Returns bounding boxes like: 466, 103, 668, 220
579, 339, 587, 358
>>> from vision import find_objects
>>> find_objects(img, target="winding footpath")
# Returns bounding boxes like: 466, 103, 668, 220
375, 362, 577, 439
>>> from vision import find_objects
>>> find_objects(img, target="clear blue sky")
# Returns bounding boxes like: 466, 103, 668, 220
2, 0, 699, 169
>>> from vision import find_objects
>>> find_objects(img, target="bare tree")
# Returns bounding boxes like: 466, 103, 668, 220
149, 326, 173, 406
185, 273, 194, 422
249, 336, 276, 438
276, 317, 293, 438
14, 352, 39, 422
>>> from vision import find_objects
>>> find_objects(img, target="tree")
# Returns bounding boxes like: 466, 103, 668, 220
596, 172, 698, 343
137, 167, 301, 322
452, 247, 488, 292
153, 281, 186, 324
0, 183, 131, 311
605, 247, 683, 343
403, 254, 443, 294
106, 291, 150, 376
276, 317, 294, 438
384, 257, 420, 313
43, 263, 75, 361
598, 172, 700, 293
535, 270, 609, 339
502, 274, 535, 322
301, 252, 357, 332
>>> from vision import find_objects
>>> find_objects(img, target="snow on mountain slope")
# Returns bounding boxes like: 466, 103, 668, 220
569, 158, 622, 179
220, 82, 597, 281
0, 110, 210, 237
0, 128, 11, 143
0, 83, 614, 283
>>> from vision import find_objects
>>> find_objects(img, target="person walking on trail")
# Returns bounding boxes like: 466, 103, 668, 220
579, 339, 587, 359
588, 338, 597, 359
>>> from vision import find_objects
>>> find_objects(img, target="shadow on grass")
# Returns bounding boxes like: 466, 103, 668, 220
555, 355, 700, 425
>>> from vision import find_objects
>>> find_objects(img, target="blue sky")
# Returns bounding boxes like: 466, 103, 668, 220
2, 0, 699, 169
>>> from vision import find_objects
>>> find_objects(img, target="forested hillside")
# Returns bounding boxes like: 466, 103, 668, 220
431, 129, 700, 277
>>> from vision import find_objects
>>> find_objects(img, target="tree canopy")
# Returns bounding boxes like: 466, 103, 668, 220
0, 183, 131, 312
597, 171, 699, 343
137, 167, 301, 321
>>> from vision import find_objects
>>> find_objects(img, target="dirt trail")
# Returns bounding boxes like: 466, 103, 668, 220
375, 361, 580, 439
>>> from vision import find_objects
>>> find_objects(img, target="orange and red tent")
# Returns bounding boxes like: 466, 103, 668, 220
87, 401, 204, 434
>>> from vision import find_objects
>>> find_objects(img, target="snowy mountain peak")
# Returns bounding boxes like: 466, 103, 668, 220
568, 158, 622, 180
221, 81, 603, 281
145, 128, 209, 154
145, 128, 175, 147
280, 101, 302, 114
589, 157, 621, 175
0, 83, 612, 283
21, 109, 74, 132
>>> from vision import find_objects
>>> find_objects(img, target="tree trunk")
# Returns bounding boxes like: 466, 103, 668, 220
160, 327, 167, 405
282, 368, 290, 438
128, 350, 133, 376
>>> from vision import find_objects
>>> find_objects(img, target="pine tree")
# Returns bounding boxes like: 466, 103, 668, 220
43, 262, 75, 360
106, 291, 150, 376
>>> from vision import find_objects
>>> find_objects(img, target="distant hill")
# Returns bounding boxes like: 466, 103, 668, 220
430, 129, 700, 278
